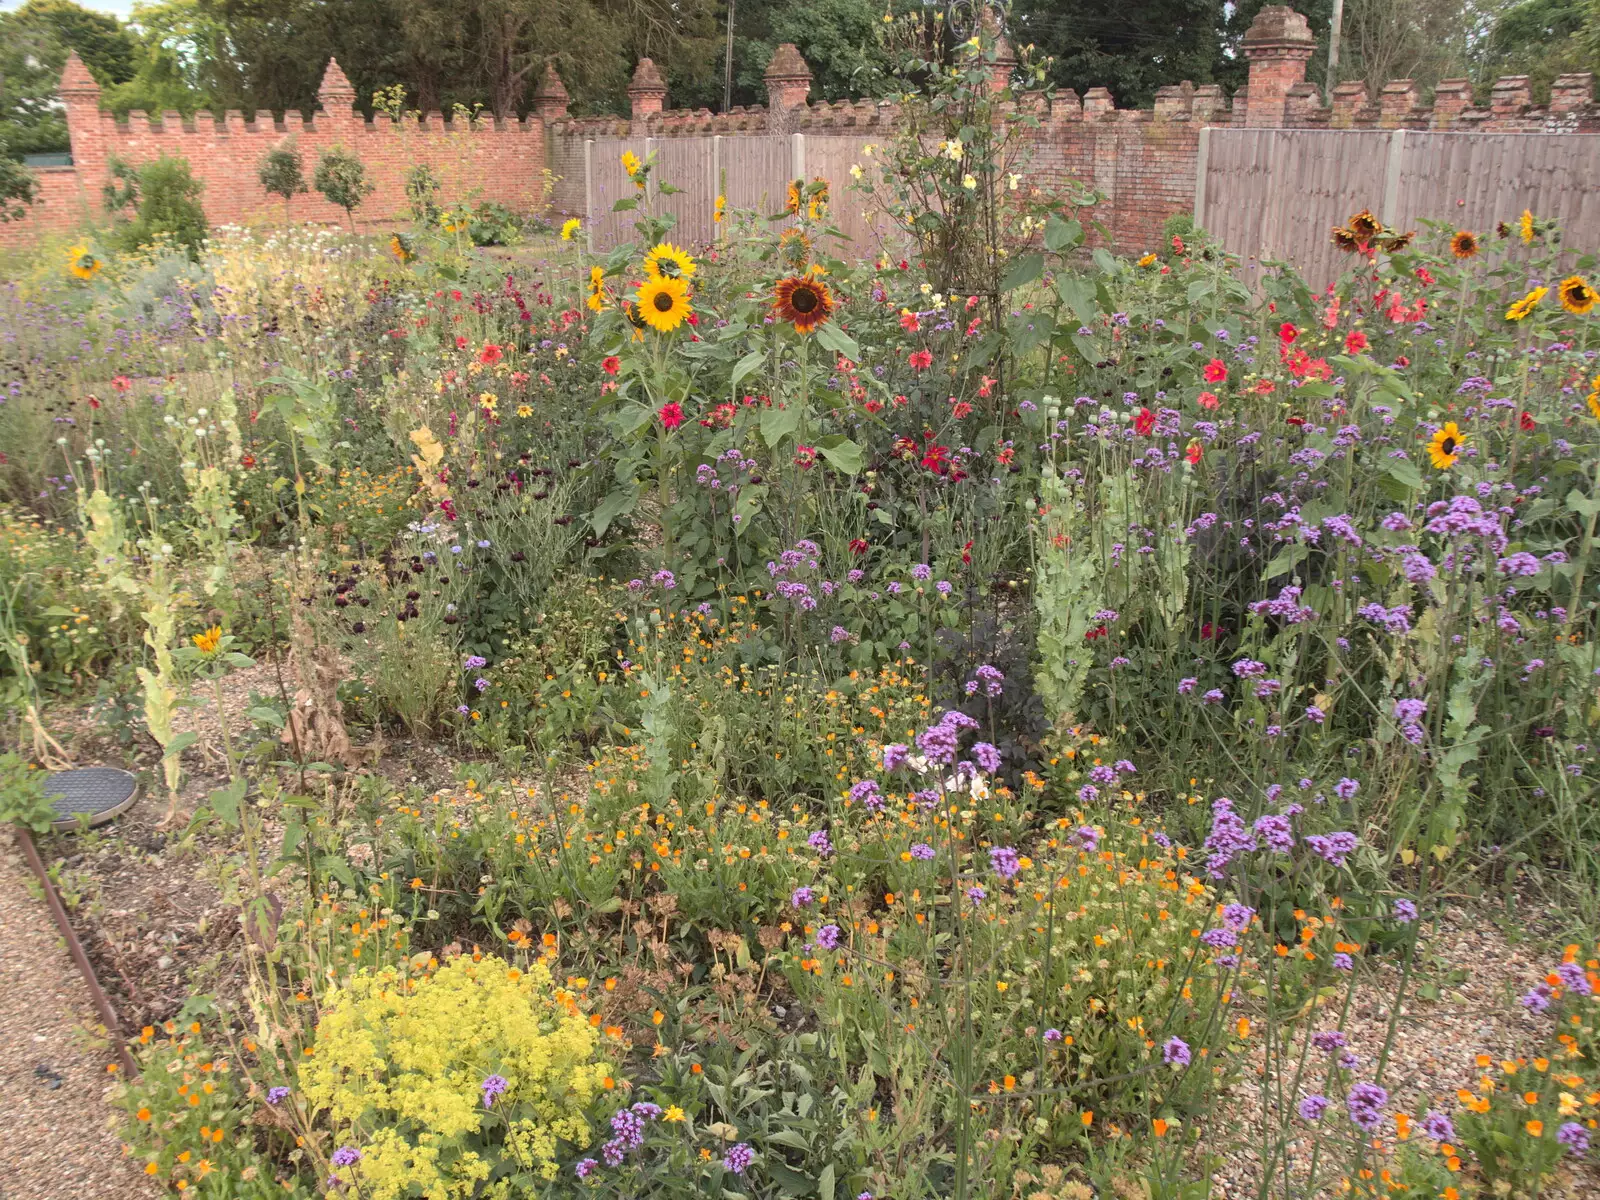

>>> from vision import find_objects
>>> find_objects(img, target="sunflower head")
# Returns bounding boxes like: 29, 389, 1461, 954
1331, 227, 1360, 253
714, 194, 726, 224
1558, 275, 1597, 316
561, 217, 582, 242
1505, 287, 1548, 322
636, 275, 692, 333
621, 150, 642, 179
388, 233, 415, 263
786, 179, 802, 215
643, 241, 695, 282
1450, 230, 1479, 259
621, 300, 648, 341
778, 228, 812, 270
192, 625, 223, 655
773, 273, 834, 334
67, 244, 102, 280
587, 265, 608, 313
1382, 231, 1415, 253
1428, 422, 1465, 469
1519, 209, 1536, 245
1348, 209, 1381, 241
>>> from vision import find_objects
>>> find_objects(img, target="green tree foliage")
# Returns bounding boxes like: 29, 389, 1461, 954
1011, 0, 1231, 106
1482, 0, 1595, 98
313, 144, 373, 229
104, 153, 209, 255
0, 147, 40, 222
258, 144, 307, 215
0, 0, 138, 158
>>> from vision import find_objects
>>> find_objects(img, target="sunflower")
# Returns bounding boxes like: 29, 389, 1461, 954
1331, 226, 1360, 253
643, 241, 695, 281
1382, 231, 1415, 253
786, 179, 802, 215
1505, 286, 1547, 321
586, 265, 608, 314
714, 194, 726, 225
1348, 209, 1381, 241
1519, 209, 1536, 245
561, 217, 582, 241
621, 150, 642, 178
66, 244, 102, 280
1450, 230, 1479, 259
807, 177, 829, 220
1557, 275, 1598, 316
191, 625, 223, 655
773, 273, 834, 334
636, 276, 692, 332
778, 228, 812, 269
1588, 375, 1600, 421
388, 233, 415, 263
620, 301, 648, 342
1428, 422, 1466, 469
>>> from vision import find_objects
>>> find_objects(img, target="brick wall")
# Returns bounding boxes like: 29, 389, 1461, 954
5, 7, 1599, 258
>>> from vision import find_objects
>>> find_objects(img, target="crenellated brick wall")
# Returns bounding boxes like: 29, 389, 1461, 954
5, 7, 1598, 258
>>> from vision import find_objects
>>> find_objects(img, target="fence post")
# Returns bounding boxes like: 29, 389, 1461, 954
584, 139, 595, 254
790, 132, 806, 182
1193, 126, 1210, 228
712, 135, 722, 235
1381, 129, 1406, 228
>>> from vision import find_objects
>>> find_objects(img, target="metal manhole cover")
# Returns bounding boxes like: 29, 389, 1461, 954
43, 768, 140, 829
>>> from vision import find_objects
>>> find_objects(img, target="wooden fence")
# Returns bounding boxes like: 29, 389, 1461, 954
581, 133, 900, 259
1195, 128, 1600, 287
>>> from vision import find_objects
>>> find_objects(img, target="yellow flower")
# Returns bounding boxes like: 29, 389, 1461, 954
636, 276, 692, 333
621, 150, 642, 178
786, 179, 801, 215
1428, 422, 1466, 469
1520, 208, 1535, 245
516, 404, 533, 418
67, 244, 102, 280
713, 194, 726, 224
1506, 287, 1547, 321
664, 1105, 686, 1121
192, 625, 222, 654
1557, 275, 1597, 315
1587, 375, 1600, 420
388, 233, 414, 263
643, 241, 695, 281
561, 217, 582, 241
586, 265, 608, 314
1138, 253, 1157, 267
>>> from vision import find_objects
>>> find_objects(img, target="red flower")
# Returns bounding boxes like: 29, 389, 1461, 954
602, 355, 620, 376
1393, 355, 1410, 367
479, 343, 504, 364
891, 435, 920, 461
455, 335, 468, 349
1133, 407, 1156, 436
1085, 624, 1108, 641
658, 402, 684, 430
450, 289, 463, 301
1185, 439, 1203, 465
87, 395, 101, 409
900, 311, 920, 333
1286, 415, 1307, 426
849, 538, 869, 555
1520, 411, 1537, 431
1197, 390, 1219, 410
111, 375, 132, 392
961, 539, 973, 565
1203, 358, 1228, 383
951, 401, 973, 419
909, 349, 933, 371
1415, 266, 1434, 286
863, 398, 883, 414
1344, 330, 1369, 354
1200, 622, 1221, 640
1171, 235, 1185, 254
1278, 322, 1298, 344
921, 444, 950, 474
240, 453, 257, 469
793, 445, 817, 470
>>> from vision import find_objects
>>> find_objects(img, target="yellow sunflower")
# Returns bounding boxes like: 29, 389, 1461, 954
807, 177, 829, 220
636, 275, 692, 332
1519, 209, 1535, 245
388, 233, 415, 263
1450, 230, 1479, 259
1557, 275, 1598, 316
1588, 376, 1600, 420
643, 241, 695, 281
773, 273, 834, 334
67, 244, 102, 280
786, 179, 802, 215
586, 265, 608, 314
1138, 252, 1157, 267
1348, 209, 1382, 242
620, 300, 648, 342
714, 194, 726, 225
621, 150, 642, 178
191, 625, 222, 654
1505, 287, 1547, 321
561, 217, 582, 241
1331, 226, 1360, 253
1428, 422, 1466, 470
778, 227, 812, 269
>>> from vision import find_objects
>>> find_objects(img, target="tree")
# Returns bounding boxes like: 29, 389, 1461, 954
1482, 0, 1594, 98
1010, 0, 1229, 106
1, 0, 139, 158
314, 145, 373, 230
258, 144, 307, 219
0, 150, 40, 222
104, 153, 209, 254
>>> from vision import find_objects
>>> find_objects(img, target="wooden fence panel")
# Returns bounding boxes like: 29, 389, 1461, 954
586, 136, 647, 253
803, 135, 900, 263
655, 136, 716, 249
721, 134, 794, 229
1201, 128, 1600, 288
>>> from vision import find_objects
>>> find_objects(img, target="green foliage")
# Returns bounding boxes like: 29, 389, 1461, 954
104, 154, 209, 256
0, 147, 39, 222
0, 751, 61, 833
257, 145, 307, 208
313, 145, 372, 228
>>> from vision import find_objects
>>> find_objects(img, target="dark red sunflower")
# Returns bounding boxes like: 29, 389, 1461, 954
773, 274, 834, 334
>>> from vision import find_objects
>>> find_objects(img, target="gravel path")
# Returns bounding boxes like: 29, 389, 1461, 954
0, 828, 160, 1200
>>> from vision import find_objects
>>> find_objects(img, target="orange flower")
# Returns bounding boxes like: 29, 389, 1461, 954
1153, 1118, 1169, 1137
1525, 1119, 1544, 1137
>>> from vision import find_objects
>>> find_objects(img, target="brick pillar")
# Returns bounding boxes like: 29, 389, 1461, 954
1379, 80, 1417, 128
628, 59, 667, 131
1489, 76, 1531, 128
1431, 79, 1471, 127
764, 43, 811, 134
984, 13, 1018, 99
533, 63, 570, 122
1550, 72, 1594, 114
58, 52, 106, 200
1329, 80, 1368, 127
1241, 6, 1315, 128
1082, 87, 1114, 119
317, 58, 359, 132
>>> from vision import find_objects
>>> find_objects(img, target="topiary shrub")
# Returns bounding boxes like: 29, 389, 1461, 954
313, 146, 373, 231
300, 954, 610, 1195
103, 154, 208, 257
257, 145, 306, 220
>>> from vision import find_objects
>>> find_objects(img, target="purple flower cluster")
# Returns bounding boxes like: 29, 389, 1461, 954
1305, 831, 1359, 867
1162, 1036, 1191, 1066
807, 829, 832, 857
597, 1101, 666, 1167
815, 924, 841, 950
722, 1142, 755, 1175
1202, 798, 1257, 877
1346, 1082, 1389, 1132
848, 779, 884, 811
481, 1073, 508, 1107
916, 709, 980, 765
331, 1146, 362, 1167
989, 846, 1020, 878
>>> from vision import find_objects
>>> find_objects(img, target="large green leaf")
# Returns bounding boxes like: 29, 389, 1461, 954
1044, 215, 1083, 253
590, 485, 639, 536
730, 350, 765, 390
1054, 275, 1098, 324
812, 321, 860, 362
761, 404, 800, 449
816, 435, 864, 474
1000, 252, 1044, 292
